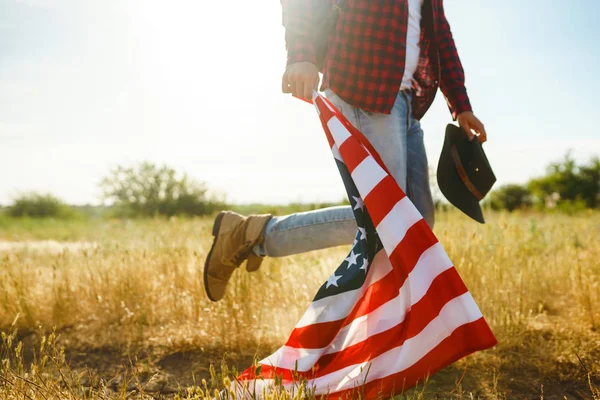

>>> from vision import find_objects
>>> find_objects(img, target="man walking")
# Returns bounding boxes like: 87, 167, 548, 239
204, 0, 487, 302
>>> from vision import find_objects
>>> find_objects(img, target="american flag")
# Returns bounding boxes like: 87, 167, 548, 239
234, 93, 497, 399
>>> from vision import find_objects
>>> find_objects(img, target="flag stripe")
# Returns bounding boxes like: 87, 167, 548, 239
375, 197, 423, 256
351, 156, 388, 199
325, 99, 392, 179
338, 137, 370, 173
327, 116, 352, 147
331, 144, 343, 162
363, 175, 407, 226
387, 219, 438, 276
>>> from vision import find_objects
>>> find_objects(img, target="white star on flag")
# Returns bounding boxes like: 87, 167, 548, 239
352, 196, 364, 211
344, 250, 361, 269
359, 258, 369, 272
325, 273, 342, 289
358, 227, 367, 241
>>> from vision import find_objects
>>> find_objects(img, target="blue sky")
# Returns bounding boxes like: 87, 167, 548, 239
1, 0, 599, 205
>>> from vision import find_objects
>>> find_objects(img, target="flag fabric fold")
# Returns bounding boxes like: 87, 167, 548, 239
234, 92, 497, 399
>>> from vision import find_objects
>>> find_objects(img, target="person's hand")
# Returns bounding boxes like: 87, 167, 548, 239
282, 62, 320, 101
457, 111, 487, 143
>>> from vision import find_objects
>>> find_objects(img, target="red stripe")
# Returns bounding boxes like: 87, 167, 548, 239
293, 94, 313, 105
323, 125, 335, 149
315, 98, 336, 149
388, 219, 439, 277
363, 175, 407, 226
331, 318, 497, 399
337, 138, 369, 173
285, 319, 342, 349
237, 363, 291, 381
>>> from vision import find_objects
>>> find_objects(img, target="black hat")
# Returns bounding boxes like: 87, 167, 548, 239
437, 124, 496, 223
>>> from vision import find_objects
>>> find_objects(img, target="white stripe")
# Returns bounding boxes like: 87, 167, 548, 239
240, 293, 482, 398
375, 196, 423, 256
407, 242, 453, 304
351, 156, 387, 199
262, 243, 453, 371
327, 116, 351, 147
294, 250, 392, 328
331, 144, 343, 163
321, 94, 336, 112
313, 100, 321, 116
260, 346, 320, 371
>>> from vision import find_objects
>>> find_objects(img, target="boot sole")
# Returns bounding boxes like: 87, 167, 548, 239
203, 211, 226, 302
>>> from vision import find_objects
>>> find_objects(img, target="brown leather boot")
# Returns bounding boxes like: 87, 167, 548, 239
203, 211, 272, 302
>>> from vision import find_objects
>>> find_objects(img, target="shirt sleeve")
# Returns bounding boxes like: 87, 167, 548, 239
436, 3, 473, 120
281, 0, 320, 66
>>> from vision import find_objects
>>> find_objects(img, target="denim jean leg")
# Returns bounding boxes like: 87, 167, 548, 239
256, 206, 357, 257
406, 115, 435, 228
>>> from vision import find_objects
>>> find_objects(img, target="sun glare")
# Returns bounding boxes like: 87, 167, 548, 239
121, 1, 344, 204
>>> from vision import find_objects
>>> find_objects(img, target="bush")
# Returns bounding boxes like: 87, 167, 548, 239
528, 153, 600, 209
100, 162, 225, 217
488, 184, 532, 211
8, 193, 74, 218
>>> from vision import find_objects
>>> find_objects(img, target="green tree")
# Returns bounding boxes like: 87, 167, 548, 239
100, 162, 224, 217
528, 153, 600, 209
488, 184, 532, 211
578, 157, 600, 208
9, 193, 74, 218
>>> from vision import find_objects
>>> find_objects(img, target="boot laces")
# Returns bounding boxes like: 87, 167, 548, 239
229, 240, 255, 266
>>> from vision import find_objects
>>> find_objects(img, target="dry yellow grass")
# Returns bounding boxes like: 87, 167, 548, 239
0, 210, 599, 399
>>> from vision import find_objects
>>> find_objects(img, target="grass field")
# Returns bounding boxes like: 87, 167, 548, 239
0, 211, 599, 399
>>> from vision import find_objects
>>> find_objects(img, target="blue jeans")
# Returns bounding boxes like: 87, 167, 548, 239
254, 90, 434, 257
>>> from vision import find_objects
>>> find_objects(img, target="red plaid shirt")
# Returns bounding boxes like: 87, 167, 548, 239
282, 0, 472, 120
